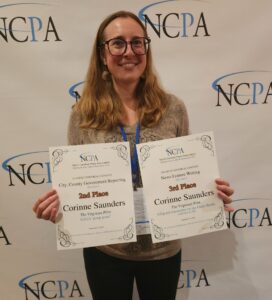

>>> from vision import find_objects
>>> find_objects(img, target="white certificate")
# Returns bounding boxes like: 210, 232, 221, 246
49, 142, 136, 250
137, 131, 227, 243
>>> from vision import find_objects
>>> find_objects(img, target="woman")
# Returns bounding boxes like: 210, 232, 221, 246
33, 11, 234, 300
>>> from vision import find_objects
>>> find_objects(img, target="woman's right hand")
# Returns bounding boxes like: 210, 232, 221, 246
33, 189, 60, 223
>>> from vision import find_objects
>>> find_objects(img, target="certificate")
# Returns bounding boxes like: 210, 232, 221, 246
136, 131, 227, 243
49, 142, 136, 250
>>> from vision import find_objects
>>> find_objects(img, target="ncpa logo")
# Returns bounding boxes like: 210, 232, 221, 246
0, 2, 62, 43
166, 146, 184, 156
138, 0, 210, 38
80, 152, 98, 163
19, 271, 85, 300
69, 81, 84, 101
0, 225, 12, 246
212, 71, 272, 107
178, 260, 210, 289
226, 197, 272, 229
2, 151, 51, 186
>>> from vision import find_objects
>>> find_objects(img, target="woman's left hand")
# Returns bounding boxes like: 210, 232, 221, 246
215, 178, 234, 212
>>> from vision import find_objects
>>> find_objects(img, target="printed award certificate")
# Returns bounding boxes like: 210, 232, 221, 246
49, 142, 136, 250
136, 131, 227, 243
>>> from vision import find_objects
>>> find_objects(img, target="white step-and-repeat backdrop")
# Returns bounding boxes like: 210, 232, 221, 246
1, 0, 271, 299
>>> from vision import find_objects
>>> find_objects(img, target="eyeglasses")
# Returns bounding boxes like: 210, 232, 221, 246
101, 37, 151, 56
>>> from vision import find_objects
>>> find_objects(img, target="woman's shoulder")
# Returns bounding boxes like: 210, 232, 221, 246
67, 105, 84, 145
161, 93, 189, 136
165, 93, 187, 116
69, 104, 81, 125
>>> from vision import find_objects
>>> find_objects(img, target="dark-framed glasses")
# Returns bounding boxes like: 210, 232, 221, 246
101, 37, 151, 56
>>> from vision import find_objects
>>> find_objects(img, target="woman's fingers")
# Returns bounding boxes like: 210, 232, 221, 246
40, 198, 59, 220
215, 178, 235, 212
223, 204, 235, 213
33, 189, 59, 221
36, 194, 59, 219
49, 207, 60, 223
217, 185, 234, 201
33, 189, 56, 212
215, 178, 230, 186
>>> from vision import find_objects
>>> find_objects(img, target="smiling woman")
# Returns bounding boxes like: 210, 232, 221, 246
101, 18, 148, 87
32, 10, 234, 300
76, 10, 169, 130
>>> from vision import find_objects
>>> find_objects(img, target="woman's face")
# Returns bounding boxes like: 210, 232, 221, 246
102, 17, 147, 88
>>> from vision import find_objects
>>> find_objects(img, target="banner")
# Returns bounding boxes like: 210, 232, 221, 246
1, 1, 271, 299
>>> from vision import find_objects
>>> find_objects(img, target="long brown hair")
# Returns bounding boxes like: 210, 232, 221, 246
75, 10, 168, 130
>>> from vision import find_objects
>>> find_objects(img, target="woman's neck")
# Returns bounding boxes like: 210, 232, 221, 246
114, 81, 139, 126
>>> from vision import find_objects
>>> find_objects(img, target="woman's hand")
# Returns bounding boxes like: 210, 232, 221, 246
215, 178, 234, 212
33, 189, 60, 223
